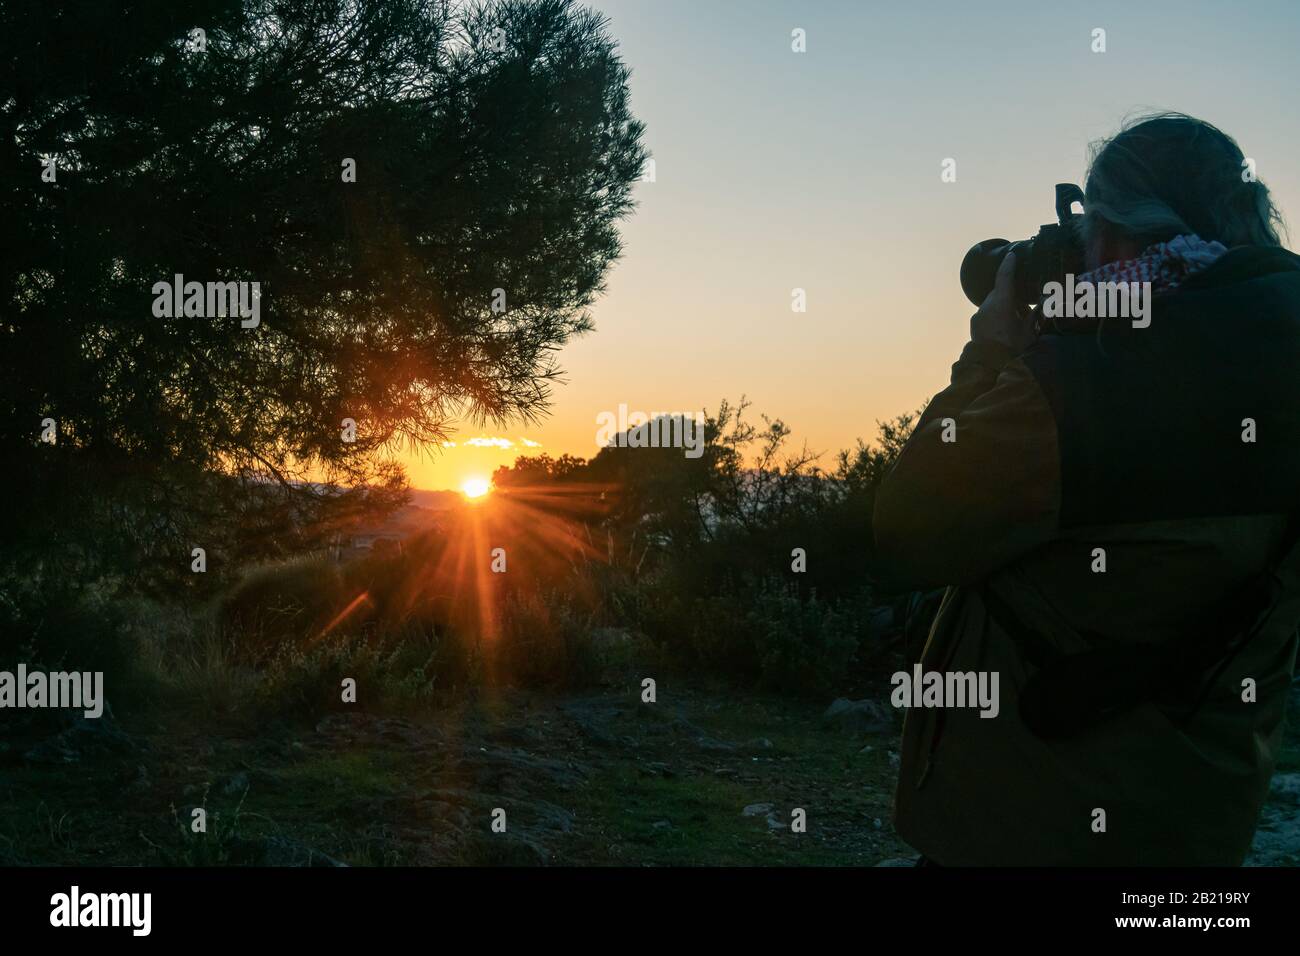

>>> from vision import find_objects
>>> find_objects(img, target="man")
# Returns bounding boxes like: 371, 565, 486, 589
874, 113, 1300, 865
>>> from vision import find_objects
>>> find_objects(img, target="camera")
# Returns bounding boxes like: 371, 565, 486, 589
960, 183, 1087, 307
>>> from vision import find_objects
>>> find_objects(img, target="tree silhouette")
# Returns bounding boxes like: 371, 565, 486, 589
0, 0, 646, 584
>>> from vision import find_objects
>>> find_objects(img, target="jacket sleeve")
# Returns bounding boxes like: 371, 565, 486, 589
872, 339, 1061, 591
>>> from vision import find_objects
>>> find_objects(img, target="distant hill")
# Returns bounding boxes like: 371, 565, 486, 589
407, 489, 462, 511
337, 493, 459, 560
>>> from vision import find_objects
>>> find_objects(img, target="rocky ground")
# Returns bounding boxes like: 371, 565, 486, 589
1, 682, 1296, 866
0, 681, 912, 866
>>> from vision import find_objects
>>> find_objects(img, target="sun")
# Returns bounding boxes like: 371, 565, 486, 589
460, 476, 491, 500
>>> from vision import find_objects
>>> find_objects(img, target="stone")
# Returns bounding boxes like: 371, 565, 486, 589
822, 698, 893, 735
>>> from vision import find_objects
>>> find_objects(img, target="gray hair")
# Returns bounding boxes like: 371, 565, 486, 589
1083, 112, 1285, 249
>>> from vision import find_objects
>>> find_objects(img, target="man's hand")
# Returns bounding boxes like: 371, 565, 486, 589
970, 251, 1036, 353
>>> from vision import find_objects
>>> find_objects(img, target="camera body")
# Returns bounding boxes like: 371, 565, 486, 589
960, 183, 1087, 307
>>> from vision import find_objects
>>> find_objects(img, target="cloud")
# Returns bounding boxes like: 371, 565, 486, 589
441, 436, 542, 451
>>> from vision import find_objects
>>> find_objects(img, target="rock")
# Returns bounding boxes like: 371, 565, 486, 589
1267, 773, 1300, 806
636, 706, 717, 740
458, 745, 590, 790
822, 698, 893, 735
743, 803, 774, 817
1246, 806, 1300, 866
23, 715, 141, 765
483, 725, 541, 747
521, 798, 576, 835
559, 700, 624, 747
1244, 773, 1300, 865
217, 771, 249, 796
650, 712, 739, 753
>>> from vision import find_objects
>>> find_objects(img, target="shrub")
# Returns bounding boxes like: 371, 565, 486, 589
625, 573, 867, 696
216, 555, 347, 662
747, 584, 860, 697
251, 621, 474, 720
492, 589, 601, 690
0, 574, 141, 723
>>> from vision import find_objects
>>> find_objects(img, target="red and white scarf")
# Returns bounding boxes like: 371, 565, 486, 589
1076, 233, 1228, 294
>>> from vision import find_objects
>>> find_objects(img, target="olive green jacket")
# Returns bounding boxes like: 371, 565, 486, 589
874, 246, 1300, 865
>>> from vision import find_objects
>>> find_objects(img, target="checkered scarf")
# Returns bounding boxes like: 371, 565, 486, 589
1076, 233, 1229, 293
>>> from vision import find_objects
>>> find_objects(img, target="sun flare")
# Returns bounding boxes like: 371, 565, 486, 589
461, 476, 491, 500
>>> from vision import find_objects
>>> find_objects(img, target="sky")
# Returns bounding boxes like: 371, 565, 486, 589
405, 0, 1300, 492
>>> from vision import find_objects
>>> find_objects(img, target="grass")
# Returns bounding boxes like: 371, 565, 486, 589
555, 687, 902, 865
0, 676, 913, 866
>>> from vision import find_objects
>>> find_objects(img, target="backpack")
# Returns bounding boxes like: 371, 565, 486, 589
984, 518, 1300, 739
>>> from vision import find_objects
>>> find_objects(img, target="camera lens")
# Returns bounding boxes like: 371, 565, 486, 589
960, 239, 1014, 306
